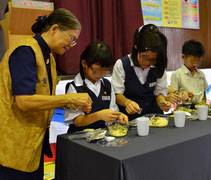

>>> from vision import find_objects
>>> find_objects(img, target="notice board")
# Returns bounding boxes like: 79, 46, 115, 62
141, 0, 199, 29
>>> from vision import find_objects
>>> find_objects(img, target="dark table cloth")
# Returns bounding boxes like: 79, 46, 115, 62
55, 118, 211, 180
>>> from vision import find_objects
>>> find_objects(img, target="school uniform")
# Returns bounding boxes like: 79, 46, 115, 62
171, 65, 209, 105
0, 34, 54, 179
65, 73, 118, 133
111, 54, 168, 120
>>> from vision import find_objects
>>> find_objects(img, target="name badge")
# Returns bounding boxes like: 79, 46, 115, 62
102, 96, 111, 101
149, 82, 156, 87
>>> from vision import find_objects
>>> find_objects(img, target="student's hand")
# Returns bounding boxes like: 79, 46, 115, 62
178, 91, 192, 101
125, 100, 141, 114
68, 93, 92, 107
68, 104, 79, 110
81, 105, 92, 114
67, 104, 92, 114
98, 109, 121, 123
165, 93, 182, 104
117, 113, 129, 125
188, 92, 194, 100
158, 100, 171, 112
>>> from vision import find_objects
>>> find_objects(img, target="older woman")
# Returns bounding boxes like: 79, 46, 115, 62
0, 8, 92, 179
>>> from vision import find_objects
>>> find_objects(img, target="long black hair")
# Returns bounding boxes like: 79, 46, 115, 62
31, 8, 81, 34
131, 24, 168, 78
80, 41, 113, 94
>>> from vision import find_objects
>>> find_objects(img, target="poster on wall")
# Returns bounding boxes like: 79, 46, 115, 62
141, 0, 199, 29
182, 0, 199, 29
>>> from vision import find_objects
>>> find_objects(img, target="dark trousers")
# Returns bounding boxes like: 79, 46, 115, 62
0, 152, 44, 180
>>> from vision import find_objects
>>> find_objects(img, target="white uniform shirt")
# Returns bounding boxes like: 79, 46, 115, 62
170, 65, 209, 104
65, 73, 119, 124
111, 54, 168, 96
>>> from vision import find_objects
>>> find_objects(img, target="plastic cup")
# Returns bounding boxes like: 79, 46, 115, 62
197, 105, 208, 120
174, 111, 186, 127
137, 117, 149, 136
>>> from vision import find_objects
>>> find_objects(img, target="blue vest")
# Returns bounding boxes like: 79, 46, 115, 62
119, 56, 162, 120
68, 78, 111, 133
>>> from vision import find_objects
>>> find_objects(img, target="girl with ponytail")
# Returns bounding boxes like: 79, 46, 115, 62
65, 41, 128, 133
112, 24, 172, 121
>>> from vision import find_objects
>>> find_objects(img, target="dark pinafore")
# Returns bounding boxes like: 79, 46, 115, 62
67, 78, 111, 133
118, 55, 162, 121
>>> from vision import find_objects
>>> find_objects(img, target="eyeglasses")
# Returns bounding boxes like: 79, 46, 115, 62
62, 31, 77, 47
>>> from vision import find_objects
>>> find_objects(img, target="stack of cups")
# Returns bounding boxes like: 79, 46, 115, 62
137, 117, 149, 136
197, 105, 208, 120
174, 111, 186, 127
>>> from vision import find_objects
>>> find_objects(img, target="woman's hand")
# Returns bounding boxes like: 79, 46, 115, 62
117, 113, 129, 125
68, 102, 92, 114
125, 100, 141, 114
98, 109, 121, 123
68, 93, 92, 107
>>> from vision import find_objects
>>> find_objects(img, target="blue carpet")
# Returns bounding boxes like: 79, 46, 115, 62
51, 109, 64, 123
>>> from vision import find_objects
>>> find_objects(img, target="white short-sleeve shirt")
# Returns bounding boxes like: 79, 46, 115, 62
111, 54, 168, 96
170, 65, 209, 104
65, 73, 119, 124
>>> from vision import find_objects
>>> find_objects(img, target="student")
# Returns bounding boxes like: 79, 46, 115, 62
170, 40, 209, 106
111, 24, 171, 120
65, 41, 128, 133
0, 8, 92, 180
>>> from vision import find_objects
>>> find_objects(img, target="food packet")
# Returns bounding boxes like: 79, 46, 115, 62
67, 131, 90, 140
67, 129, 107, 142
86, 129, 107, 142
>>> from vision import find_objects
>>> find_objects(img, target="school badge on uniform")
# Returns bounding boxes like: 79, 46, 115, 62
149, 82, 156, 87
102, 96, 111, 101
